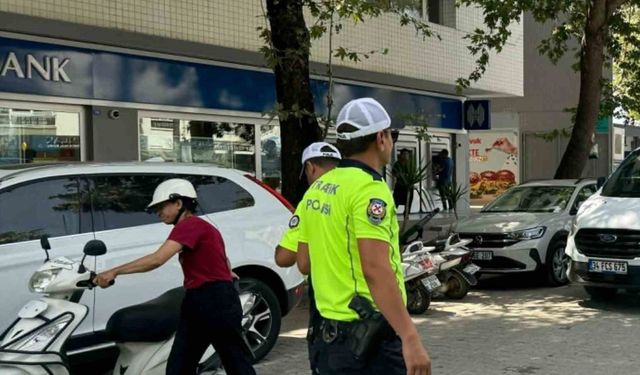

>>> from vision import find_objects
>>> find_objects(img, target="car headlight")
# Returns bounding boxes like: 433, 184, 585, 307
29, 269, 61, 293
570, 218, 578, 236
9, 314, 72, 351
507, 226, 546, 240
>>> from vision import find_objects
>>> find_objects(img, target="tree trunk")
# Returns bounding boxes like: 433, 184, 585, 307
555, 0, 619, 178
266, 0, 322, 205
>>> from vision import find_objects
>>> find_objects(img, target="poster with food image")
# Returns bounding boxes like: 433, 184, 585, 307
469, 130, 519, 204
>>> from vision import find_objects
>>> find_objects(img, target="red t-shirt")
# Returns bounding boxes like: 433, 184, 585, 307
168, 216, 233, 289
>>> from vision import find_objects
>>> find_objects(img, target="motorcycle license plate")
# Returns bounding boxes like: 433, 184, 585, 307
472, 251, 493, 261
463, 264, 481, 275
588, 260, 627, 275
421, 275, 441, 292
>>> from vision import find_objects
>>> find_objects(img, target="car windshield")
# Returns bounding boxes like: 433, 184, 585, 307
482, 186, 575, 213
601, 150, 640, 197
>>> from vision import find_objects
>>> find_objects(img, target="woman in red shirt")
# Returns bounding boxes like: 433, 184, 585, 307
94, 178, 255, 375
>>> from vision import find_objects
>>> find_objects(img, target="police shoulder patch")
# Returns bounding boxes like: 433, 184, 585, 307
366, 198, 387, 225
288, 215, 300, 228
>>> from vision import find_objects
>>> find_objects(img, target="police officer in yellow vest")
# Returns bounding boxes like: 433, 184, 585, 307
275, 142, 342, 374
296, 98, 431, 375
275, 142, 342, 267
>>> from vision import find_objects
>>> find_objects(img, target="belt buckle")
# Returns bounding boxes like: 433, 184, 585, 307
321, 320, 338, 344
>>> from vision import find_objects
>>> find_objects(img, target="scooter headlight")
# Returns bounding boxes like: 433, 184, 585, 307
9, 314, 72, 351
28, 269, 62, 293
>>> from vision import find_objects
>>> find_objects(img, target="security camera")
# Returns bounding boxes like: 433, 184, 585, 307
108, 109, 120, 119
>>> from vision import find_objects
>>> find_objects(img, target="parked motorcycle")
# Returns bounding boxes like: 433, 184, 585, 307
426, 234, 480, 299
402, 241, 440, 314
0, 237, 248, 374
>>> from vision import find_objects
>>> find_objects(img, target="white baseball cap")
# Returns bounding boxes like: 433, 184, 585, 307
299, 142, 342, 178
336, 97, 391, 140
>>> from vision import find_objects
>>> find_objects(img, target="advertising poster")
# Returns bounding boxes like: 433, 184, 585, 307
469, 130, 519, 205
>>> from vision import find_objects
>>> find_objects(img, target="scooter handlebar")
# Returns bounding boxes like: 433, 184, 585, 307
76, 271, 115, 289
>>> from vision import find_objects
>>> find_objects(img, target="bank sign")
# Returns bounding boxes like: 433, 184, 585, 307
0, 37, 463, 130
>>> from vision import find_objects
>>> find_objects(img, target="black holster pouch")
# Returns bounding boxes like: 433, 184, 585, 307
346, 295, 393, 361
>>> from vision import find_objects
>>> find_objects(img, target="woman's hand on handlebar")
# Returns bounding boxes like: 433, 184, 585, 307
93, 270, 117, 288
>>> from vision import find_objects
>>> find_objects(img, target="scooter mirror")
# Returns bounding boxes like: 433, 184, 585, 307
40, 235, 51, 250
83, 240, 107, 256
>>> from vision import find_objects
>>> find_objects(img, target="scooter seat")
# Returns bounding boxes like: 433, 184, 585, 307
106, 286, 184, 343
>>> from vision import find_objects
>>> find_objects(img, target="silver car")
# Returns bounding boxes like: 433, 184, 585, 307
455, 179, 597, 285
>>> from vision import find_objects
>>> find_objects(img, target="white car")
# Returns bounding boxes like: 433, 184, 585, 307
0, 162, 303, 363
567, 149, 640, 299
455, 179, 597, 285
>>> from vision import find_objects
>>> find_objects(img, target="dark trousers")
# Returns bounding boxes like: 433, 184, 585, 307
437, 182, 453, 210
166, 281, 256, 375
307, 277, 321, 374
309, 328, 406, 375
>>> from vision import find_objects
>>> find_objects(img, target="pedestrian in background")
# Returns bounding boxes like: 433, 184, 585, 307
436, 149, 454, 211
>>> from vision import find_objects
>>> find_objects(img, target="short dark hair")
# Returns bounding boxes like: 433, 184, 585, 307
336, 124, 385, 157
307, 157, 340, 169
440, 149, 449, 156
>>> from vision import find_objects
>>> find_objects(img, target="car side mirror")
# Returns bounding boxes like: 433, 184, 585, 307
83, 240, 107, 257
596, 177, 606, 189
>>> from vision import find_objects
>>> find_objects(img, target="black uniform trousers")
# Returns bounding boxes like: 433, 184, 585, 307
309, 323, 406, 375
166, 281, 256, 375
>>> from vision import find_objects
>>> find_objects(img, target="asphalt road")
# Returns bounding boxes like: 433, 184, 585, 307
255, 274, 640, 375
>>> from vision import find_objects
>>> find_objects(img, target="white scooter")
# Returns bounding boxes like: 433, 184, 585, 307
0, 237, 245, 374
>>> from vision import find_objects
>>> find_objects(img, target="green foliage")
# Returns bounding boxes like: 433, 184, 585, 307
398, 112, 434, 141
258, 0, 438, 138
612, 4, 640, 121
394, 157, 431, 233
534, 127, 573, 142
456, 0, 633, 118
442, 182, 469, 220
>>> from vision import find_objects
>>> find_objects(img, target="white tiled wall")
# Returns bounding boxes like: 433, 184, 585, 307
0, 0, 523, 97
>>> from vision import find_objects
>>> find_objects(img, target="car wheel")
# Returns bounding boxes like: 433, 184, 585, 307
585, 286, 618, 300
545, 239, 569, 286
406, 283, 431, 314
239, 278, 282, 362
444, 272, 470, 299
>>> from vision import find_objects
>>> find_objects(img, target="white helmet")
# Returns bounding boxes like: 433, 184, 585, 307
147, 178, 198, 209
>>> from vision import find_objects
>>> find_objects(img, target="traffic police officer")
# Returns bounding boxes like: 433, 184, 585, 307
296, 98, 431, 375
275, 142, 341, 374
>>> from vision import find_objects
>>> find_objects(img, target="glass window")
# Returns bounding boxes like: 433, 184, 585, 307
390, 0, 423, 18
602, 151, 640, 197
139, 117, 256, 173
90, 175, 166, 231
0, 107, 80, 165
260, 125, 281, 191
482, 186, 576, 213
574, 184, 597, 210
0, 178, 84, 245
183, 174, 255, 213
427, 0, 456, 27
90, 174, 255, 231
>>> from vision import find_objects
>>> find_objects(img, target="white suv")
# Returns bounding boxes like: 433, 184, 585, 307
455, 179, 597, 285
567, 149, 640, 299
0, 162, 303, 362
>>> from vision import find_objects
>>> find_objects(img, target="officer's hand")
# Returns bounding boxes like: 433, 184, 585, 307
93, 271, 116, 288
402, 334, 431, 375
